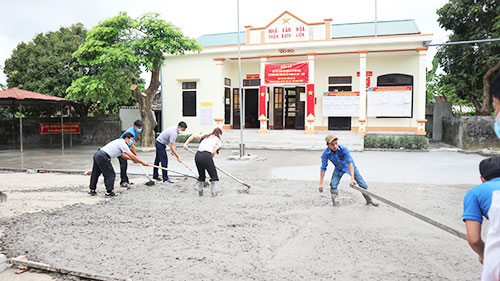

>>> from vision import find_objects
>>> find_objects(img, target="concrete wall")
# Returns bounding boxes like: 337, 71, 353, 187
442, 116, 499, 149
0, 115, 121, 146
119, 108, 141, 131
432, 102, 452, 142
425, 104, 434, 137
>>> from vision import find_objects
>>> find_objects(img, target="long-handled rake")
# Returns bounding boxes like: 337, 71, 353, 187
185, 148, 251, 189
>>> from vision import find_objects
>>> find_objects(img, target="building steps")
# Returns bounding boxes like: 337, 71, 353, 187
219, 129, 364, 151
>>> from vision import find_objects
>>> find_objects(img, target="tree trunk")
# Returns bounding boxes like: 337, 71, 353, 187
479, 60, 500, 115
131, 65, 161, 147
74, 103, 89, 117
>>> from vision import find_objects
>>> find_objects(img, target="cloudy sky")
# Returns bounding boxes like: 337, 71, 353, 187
0, 0, 449, 86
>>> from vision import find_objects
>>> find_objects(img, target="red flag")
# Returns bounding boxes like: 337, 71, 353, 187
306, 84, 315, 117
259, 85, 267, 117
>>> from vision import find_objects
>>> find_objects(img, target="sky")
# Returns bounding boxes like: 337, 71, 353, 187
0, 0, 450, 86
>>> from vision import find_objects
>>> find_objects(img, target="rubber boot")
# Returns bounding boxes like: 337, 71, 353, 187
331, 192, 338, 206
211, 181, 217, 197
198, 181, 204, 197
362, 193, 379, 206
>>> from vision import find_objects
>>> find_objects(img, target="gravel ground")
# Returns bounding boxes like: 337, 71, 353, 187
0, 176, 481, 281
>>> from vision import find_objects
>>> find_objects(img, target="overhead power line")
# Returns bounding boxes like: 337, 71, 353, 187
425, 38, 500, 47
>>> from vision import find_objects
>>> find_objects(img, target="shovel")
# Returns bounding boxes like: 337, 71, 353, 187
139, 164, 155, 186
179, 159, 198, 177
149, 164, 198, 180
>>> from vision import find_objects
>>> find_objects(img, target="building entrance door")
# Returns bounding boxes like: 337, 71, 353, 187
284, 88, 297, 129
233, 88, 240, 129
273, 87, 284, 129
295, 86, 305, 130
224, 87, 231, 125
244, 88, 259, 128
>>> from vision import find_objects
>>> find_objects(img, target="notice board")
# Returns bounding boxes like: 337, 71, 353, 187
322, 92, 360, 117
367, 86, 412, 117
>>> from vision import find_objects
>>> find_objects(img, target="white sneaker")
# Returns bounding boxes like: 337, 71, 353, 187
165, 179, 177, 184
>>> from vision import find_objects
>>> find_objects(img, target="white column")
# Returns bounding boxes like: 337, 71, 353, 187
213, 58, 225, 128
416, 48, 428, 135
260, 56, 267, 82
306, 54, 316, 134
308, 54, 315, 83
358, 52, 367, 136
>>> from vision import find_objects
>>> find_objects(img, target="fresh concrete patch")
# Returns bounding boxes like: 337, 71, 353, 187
0, 178, 481, 280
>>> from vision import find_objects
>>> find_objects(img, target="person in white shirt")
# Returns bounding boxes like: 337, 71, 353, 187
89, 133, 148, 197
183, 128, 222, 196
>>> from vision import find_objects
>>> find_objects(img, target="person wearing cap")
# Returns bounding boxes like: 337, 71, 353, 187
319, 134, 378, 206
153, 121, 187, 183
89, 133, 149, 197
480, 71, 500, 281
118, 119, 143, 188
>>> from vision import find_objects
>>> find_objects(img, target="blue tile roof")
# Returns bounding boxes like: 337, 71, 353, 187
195, 19, 420, 47
332, 19, 420, 38
196, 31, 246, 47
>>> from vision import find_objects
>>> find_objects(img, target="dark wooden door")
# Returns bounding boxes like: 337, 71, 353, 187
285, 88, 296, 129
244, 89, 259, 128
295, 86, 305, 130
328, 117, 351, 130
224, 87, 231, 124
233, 88, 240, 129
273, 87, 284, 129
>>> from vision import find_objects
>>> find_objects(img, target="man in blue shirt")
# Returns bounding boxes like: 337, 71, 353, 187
118, 120, 143, 188
153, 121, 187, 183
463, 157, 500, 267
318, 134, 378, 206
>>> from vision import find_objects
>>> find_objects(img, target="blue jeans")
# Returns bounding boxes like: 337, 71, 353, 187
330, 166, 368, 194
153, 141, 169, 181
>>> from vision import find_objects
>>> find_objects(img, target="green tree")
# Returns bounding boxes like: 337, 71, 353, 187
2, 23, 103, 116
68, 12, 202, 146
436, 0, 500, 115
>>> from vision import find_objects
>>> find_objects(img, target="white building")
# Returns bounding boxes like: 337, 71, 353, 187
161, 11, 432, 136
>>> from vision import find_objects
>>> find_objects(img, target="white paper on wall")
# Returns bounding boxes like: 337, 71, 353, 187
367, 86, 412, 117
322, 92, 360, 117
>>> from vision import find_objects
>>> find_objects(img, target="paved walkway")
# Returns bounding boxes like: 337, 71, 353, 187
0, 144, 486, 185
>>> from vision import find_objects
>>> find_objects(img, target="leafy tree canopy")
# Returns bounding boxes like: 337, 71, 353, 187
3, 24, 93, 116
69, 12, 202, 146
436, 0, 500, 115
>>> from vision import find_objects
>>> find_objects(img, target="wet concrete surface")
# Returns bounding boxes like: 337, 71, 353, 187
0, 145, 489, 280
0, 177, 481, 280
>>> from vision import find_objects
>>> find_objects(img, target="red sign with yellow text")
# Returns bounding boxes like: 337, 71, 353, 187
264, 62, 309, 84
40, 123, 81, 134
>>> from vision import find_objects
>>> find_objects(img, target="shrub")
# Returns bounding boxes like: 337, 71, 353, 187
364, 134, 429, 150
175, 134, 200, 143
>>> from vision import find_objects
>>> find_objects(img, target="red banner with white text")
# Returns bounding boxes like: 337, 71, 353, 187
306, 84, 315, 117
259, 86, 267, 117
264, 62, 309, 84
40, 123, 81, 134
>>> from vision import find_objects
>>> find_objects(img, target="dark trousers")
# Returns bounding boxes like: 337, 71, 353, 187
118, 156, 128, 184
153, 141, 169, 181
195, 151, 218, 182
89, 150, 115, 192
